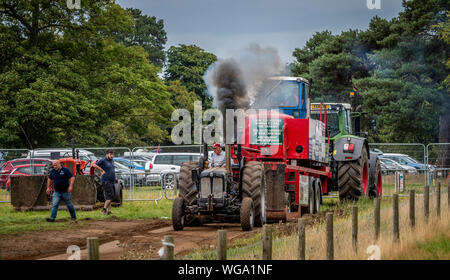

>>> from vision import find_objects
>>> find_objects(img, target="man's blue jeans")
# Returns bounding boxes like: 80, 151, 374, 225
50, 191, 76, 220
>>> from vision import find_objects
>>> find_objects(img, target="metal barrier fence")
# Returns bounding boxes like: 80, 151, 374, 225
369, 143, 426, 196
426, 143, 450, 189
0, 143, 447, 203
130, 145, 202, 200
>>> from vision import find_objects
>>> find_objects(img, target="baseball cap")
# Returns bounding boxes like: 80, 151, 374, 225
212, 143, 221, 149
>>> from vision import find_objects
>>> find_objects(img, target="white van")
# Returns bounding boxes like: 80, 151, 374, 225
146, 153, 202, 184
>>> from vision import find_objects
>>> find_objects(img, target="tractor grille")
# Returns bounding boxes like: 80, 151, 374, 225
200, 177, 224, 199
213, 177, 223, 199
200, 177, 211, 198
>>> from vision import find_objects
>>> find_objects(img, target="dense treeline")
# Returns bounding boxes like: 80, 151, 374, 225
292, 0, 449, 144
0, 0, 215, 148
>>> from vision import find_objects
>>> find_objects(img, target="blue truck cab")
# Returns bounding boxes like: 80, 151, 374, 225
255, 76, 310, 119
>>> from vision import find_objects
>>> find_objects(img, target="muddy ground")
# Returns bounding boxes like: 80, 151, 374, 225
0, 212, 328, 260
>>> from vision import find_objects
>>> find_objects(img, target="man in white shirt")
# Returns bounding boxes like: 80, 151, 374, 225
209, 143, 226, 168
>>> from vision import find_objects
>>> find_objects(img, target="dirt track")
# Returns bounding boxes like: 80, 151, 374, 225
0, 218, 267, 260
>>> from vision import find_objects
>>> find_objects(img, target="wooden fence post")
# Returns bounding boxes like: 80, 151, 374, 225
409, 190, 415, 229
326, 213, 334, 260
87, 237, 99, 260
160, 235, 174, 260
374, 198, 381, 241
262, 224, 273, 260
217, 230, 227, 260
298, 218, 306, 260
352, 206, 358, 253
393, 194, 400, 242
424, 185, 429, 222
436, 182, 441, 217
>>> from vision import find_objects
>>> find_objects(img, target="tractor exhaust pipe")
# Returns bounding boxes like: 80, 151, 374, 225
225, 144, 231, 173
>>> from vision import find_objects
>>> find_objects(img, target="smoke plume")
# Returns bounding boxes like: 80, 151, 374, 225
205, 43, 283, 111
211, 59, 249, 113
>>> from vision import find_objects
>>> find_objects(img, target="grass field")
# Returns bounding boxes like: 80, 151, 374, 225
0, 200, 173, 235
183, 185, 449, 260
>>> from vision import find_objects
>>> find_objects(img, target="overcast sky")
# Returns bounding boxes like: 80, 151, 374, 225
116, 0, 404, 64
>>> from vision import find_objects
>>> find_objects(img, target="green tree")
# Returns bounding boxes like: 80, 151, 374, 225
167, 80, 199, 112
115, 8, 167, 68
165, 44, 217, 107
291, 0, 448, 144
0, 0, 173, 148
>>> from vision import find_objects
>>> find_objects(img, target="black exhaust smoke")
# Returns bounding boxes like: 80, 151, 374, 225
211, 59, 249, 114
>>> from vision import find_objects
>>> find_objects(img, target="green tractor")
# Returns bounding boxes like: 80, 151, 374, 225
310, 103, 382, 201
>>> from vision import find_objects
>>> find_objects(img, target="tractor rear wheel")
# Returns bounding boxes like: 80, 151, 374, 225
172, 197, 185, 231
338, 147, 369, 202
178, 161, 199, 206
242, 161, 266, 227
240, 197, 254, 231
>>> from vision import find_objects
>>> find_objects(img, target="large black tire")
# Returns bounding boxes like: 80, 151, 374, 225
314, 179, 321, 214
172, 197, 185, 231
94, 170, 105, 203
178, 161, 199, 206
242, 161, 266, 227
369, 159, 382, 198
338, 147, 369, 202
240, 197, 254, 231
112, 182, 123, 206
308, 181, 314, 214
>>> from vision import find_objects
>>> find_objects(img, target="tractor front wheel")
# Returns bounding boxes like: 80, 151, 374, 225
172, 197, 185, 231
370, 159, 382, 198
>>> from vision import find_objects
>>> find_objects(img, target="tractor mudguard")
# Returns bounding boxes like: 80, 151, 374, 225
333, 137, 369, 162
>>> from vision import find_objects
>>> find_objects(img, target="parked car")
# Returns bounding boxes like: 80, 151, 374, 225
379, 158, 418, 175
122, 155, 153, 171
0, 158, 51, 188
114, 161, 145, 187
6, 164, 48, 191
379, 153, 433, 172
114, 158, 146, 171
146, 153, 202, 186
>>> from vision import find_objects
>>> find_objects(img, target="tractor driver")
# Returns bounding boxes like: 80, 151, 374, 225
208, 143, 226, 168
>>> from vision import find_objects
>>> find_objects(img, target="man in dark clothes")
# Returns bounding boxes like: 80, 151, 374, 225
92, 149, 116, 215
46, 160, 76, 222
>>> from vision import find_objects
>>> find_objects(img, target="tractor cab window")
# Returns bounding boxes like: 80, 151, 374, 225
311, 112, 340, 138
257, 80, 299, 108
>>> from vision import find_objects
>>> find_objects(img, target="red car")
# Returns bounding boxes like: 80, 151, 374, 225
5, 164, 48, 191
0, 158, 51, 189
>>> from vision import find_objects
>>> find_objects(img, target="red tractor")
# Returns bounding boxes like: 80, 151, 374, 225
172, 77, 331, 231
